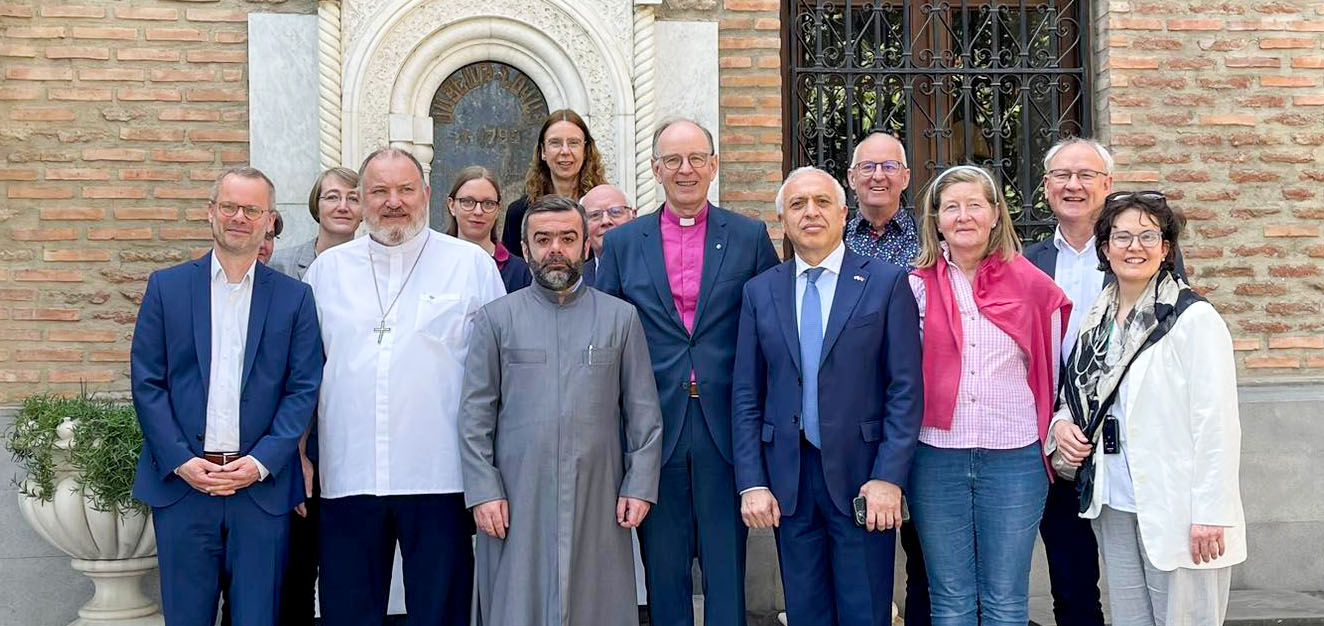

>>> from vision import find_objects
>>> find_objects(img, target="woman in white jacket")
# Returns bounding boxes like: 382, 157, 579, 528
1049, 191, 1245, 626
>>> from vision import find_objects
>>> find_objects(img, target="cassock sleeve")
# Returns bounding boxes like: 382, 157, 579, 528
458, 306, 506, 509
618, 308, 663, 503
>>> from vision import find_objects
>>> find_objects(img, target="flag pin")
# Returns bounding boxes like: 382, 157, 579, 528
853, 275, 865, 282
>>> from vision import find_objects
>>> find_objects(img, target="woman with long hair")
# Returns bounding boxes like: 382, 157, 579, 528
447, 165, 530, 293
906, 165, 1071, 625
499, 109, 608, 257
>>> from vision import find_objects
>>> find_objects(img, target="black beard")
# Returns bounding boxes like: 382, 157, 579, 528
531, 255, 583, 291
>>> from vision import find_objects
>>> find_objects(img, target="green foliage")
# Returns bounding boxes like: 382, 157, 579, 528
4, 393, 147, 515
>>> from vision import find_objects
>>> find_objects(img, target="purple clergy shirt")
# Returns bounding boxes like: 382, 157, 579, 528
660, 202, 708, 335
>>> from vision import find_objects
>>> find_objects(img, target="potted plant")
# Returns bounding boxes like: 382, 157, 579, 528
5, 393, 163, 626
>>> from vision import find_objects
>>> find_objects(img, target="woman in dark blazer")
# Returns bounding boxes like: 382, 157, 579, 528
499, 109, 608, 257
445, 166, 529, 293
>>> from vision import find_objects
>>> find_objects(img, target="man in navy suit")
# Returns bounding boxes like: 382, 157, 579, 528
732, 167, 923, 626
596, 118, 779, 626
131, 166, 322, 626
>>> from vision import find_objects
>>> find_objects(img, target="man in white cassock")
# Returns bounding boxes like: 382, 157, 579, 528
459, 195, 663, 626
304, 148, 505, 626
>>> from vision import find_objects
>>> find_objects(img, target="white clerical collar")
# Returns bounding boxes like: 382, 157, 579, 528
368, 226, 430, 257
794, 242, 846, 278
1052, 225, 1095, 256
210, 251, 256, 286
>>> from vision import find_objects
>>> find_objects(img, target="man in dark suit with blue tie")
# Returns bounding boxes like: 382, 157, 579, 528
597, 118, 779, 626
732, 166, 923, 626
131, 166, 323, 626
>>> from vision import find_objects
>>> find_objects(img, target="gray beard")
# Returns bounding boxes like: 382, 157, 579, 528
532, 259, 582, 291
367, 214, 426, 246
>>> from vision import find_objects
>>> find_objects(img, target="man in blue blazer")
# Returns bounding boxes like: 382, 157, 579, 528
596, 118, 779, 626
131, 166, 323, 626
732, 167, 923, 626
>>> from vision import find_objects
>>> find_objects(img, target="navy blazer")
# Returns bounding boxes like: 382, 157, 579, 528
130, 253, 323, 515
596, 204, 779, 465
731, 251, 924, 517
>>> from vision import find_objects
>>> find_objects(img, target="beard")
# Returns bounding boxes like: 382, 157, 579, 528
530, 252, 584, 291
365, 209, 426, 245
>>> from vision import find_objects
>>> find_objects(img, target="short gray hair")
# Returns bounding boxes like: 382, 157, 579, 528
521, 194, 589, 243
775, 166, 847, 216
1042, 137, 1114, 174
209, 166, 275, 208
850, 131, 908, 168
358, 147, 427, 188
651, 117, 715, 157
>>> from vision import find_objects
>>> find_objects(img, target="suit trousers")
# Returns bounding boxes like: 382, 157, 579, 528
638, 397, 747, 626
318, 493, 472, 626
219, 482, 318, 626
153, 489, 290, 626
1092, 506, 1232, 626
775, 439, 896, 626
1039, 475, 1105, 626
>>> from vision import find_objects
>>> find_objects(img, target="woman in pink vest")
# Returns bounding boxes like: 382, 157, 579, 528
906, 165, 1070, 626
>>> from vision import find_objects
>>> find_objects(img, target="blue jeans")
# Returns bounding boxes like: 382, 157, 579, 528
907, 443, 1049, 626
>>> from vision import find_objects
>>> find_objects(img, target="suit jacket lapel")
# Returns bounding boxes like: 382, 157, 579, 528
192, 253, 212, 393
692, 207, 728, 332
640, 212, 686, 333
241, 265, 273, 392
821, 255, 868, 363
771, 262, 801, 374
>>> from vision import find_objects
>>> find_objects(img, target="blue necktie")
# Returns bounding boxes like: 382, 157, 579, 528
800, 267, 825, 448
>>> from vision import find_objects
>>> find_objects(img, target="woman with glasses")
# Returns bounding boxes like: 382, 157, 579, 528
906, 165, 1071, 626
268, 167, 363, 280
500, 109, 608, 257
1050, 191, 1244, 625
447, 165, 530, 293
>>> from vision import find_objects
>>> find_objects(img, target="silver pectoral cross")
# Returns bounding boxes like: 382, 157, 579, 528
374, 320, 391, 344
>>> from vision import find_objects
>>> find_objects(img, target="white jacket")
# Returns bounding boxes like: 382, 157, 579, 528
1051, 300, 1246, 572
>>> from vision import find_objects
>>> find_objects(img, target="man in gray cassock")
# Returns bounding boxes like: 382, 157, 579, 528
459, 194, 663, 626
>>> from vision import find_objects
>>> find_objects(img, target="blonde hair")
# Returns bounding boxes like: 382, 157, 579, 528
914, 165, 1021, 269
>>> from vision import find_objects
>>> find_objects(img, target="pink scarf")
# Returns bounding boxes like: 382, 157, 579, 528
913, 252, 1071, 447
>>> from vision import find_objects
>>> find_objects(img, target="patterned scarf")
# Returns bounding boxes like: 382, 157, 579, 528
1058, 268, 1202, 513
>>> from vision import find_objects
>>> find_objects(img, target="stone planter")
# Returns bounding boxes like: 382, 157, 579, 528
15, 420, 164, 626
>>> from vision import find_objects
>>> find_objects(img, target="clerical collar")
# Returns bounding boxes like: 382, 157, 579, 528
530, 274, 586, 306
368, 226, 430, 257
662, 202, 709, 228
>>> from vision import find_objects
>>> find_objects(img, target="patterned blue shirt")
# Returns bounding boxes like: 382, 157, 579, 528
844, 208, 921, 271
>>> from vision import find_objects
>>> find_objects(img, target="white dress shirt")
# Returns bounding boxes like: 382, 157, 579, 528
1052, 227, 1105, 364
305, 228, 505, 499
794, 242, 845, 334
204, 254, 268, 479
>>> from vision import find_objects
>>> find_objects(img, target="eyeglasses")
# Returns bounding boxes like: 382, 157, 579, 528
1109, 230, 1164, 249
545, 138, 585, 152
319, 191, 359, 206
452, 197, 501, 214
656, 153, 712, 171
855, 160, 905, 176
587, 205, 634, 222
214, 201, 268, 220
1046, 168, 1108, 184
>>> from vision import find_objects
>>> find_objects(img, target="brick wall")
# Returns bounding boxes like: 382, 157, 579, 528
716, 0, 783, 241
1099, 0, 1324, 381
0, 0, 311, 403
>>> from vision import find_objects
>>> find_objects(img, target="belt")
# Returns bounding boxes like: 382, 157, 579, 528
203, 451, 242, 466
686, 381, 700, 398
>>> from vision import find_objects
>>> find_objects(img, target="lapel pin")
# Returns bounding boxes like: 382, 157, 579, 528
716, 243, 722, 250
853, 275, 865, 282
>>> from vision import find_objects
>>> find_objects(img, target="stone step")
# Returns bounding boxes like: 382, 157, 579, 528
1029, 589, 1324, 626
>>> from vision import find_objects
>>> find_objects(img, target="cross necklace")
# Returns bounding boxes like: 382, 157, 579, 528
367, 234, 430, 344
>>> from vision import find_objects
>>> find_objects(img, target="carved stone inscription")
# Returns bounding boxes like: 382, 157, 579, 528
428, 62, 549, 233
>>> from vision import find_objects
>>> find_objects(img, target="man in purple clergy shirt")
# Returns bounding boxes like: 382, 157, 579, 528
596, 118, 779, 626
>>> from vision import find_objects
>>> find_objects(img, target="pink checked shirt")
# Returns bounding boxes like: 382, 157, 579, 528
660, 203, 708, 334
908, 254, 1060, 450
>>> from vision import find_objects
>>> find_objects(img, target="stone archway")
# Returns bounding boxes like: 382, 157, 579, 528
339, 0, 638, 200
